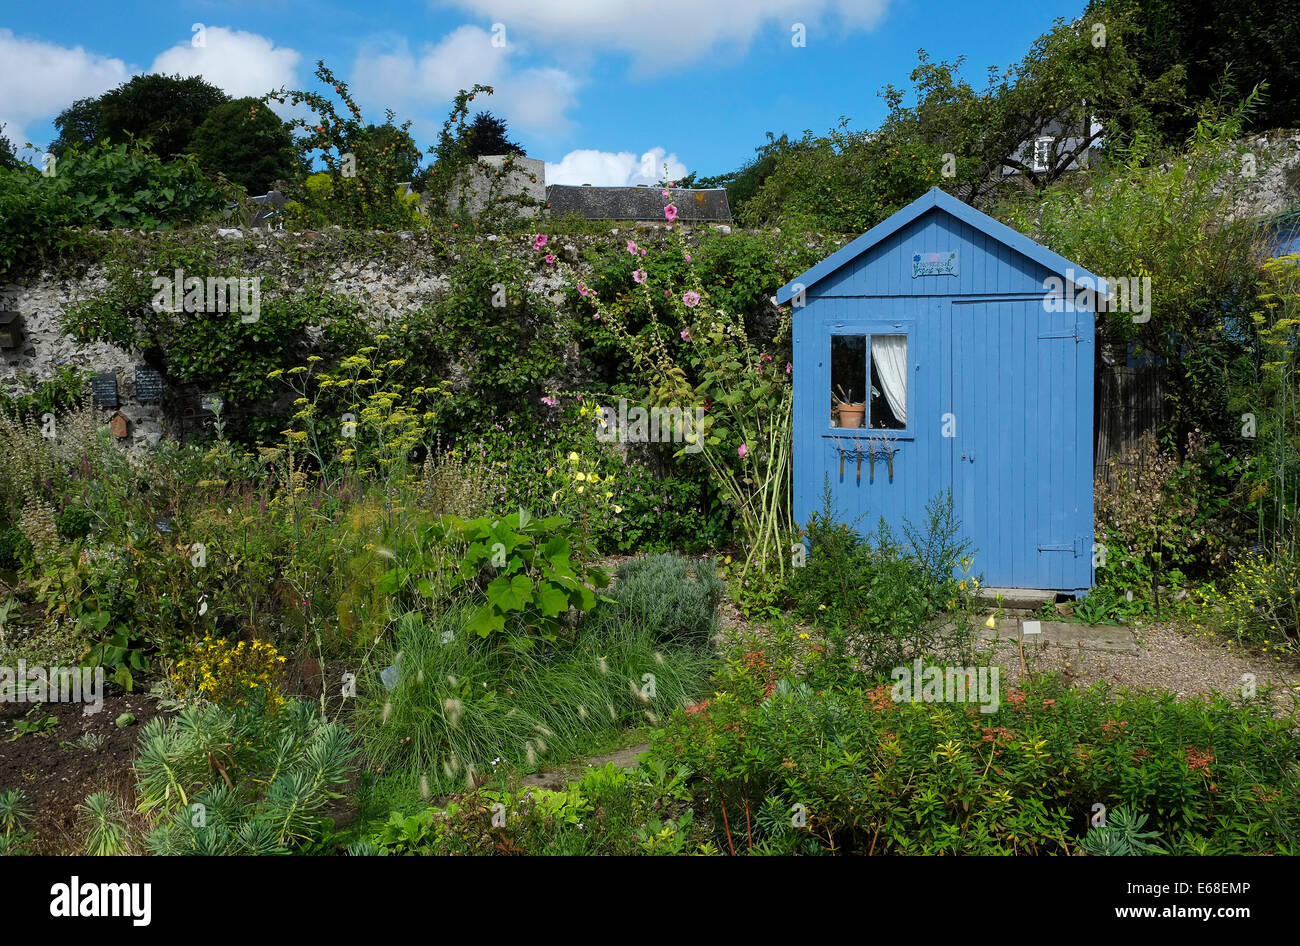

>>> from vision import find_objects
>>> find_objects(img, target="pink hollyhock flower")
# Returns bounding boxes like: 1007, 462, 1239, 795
541, 396, 558, 407
665, 289, 673, 298
684, 252, 692, 263
737, 443, 749, 459
633, 269, 647, 283
664, 204, 678, 223
668, 181, 676, 188
680, 328, 691, 340
593, 312, 602, 320
682, 291, 700, 308
762, 353, 773, 362
786, 361, 793, 374
533, 234, 548, 250
626, 240, 637, 255
545, 253, 556, 265
639, 248, 646, 256
577, 282, 589, 296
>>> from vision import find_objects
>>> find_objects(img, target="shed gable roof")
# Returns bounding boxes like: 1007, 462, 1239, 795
774, 187, 1105, 304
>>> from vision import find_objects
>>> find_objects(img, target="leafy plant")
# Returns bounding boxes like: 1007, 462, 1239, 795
136, 699, 356, 854
1080, 806, 1167, 856
0, 789, 34, 856
79, 792, 134, 855
788, 484, 975, 680
597, 553, 725, 647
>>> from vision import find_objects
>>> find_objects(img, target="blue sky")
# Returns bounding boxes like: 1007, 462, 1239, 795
1, 0, 1088, 183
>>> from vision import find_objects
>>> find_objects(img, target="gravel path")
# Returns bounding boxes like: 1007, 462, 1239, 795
983, 622, 1300, 714
719, 602, 1300, 715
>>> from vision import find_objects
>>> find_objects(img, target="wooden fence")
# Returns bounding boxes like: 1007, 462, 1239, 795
1094, 363, 1163, 482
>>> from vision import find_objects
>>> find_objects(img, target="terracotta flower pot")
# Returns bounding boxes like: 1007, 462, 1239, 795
835, 401, 866, 428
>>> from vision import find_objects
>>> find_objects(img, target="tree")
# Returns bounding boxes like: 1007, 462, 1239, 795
0, 125, 19, 170
49, 97, 102, 157
739, 10, 1177, 231
50, 74, 230, 159
696, 133, 805, 219
460, 111, 523, 158
269, 62, 424, 229
190, 97, 300, 193
347, 121, 422, 183
997, 113, 1265, 450
1089, 0, 1300, 142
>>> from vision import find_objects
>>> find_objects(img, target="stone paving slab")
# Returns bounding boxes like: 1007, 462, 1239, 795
979, 618, 1139, 654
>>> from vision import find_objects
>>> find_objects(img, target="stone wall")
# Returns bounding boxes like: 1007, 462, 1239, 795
446, 155, 547, 219
0, 220, 765, 449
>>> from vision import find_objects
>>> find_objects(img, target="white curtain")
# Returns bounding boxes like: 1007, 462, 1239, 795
871, 335, 907, 425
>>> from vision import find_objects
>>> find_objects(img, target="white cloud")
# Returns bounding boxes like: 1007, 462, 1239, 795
437, 0, 890, 70
150, 26, 301, 101
351, 25, 579, 136
546, 146, 688, 186
0, 29, 129, 152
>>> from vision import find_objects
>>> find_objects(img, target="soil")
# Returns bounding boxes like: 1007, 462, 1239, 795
0, 688, 169, 854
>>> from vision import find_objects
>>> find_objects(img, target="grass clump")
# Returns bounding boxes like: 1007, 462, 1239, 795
355, 599, 716, 798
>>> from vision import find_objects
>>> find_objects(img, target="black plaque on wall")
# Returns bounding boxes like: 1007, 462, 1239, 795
135, 366, 163, 404
91, 372, 119, 409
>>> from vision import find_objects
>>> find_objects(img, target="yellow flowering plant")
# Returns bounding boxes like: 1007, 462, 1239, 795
170, 634, 288, 711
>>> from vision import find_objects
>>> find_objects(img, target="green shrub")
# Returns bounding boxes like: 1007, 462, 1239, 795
1079, 806, 1168, 856
0, 522, 30, 571
0, 789, 34, 856
189, 96, 300, 194
789, 485, 974, 679
0, 165, 78, 276
598, 553, 725, 647
54, 504, 92, 542
137, 699, 356, 855
355, 756, 703, 856
653, 671, 1300, 855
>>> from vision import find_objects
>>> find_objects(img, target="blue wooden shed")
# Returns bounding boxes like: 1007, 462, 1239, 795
776, 188, 1101, 594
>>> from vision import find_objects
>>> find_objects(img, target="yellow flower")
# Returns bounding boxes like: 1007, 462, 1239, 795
985, 615, 997, 628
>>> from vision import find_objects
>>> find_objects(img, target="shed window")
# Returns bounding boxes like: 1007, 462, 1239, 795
830, 333, 907, 429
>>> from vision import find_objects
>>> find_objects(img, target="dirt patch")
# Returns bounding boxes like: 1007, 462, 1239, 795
0, 689, 169, 854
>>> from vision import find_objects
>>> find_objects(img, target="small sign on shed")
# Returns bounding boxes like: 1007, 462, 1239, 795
92, 372, 119, 409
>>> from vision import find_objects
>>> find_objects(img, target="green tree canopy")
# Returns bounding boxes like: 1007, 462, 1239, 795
189, 97, 300, 193
51, 74, 230, 159
460, 111, 524, 158
738, 9, 1181, 231
1090, 0, 1300, 143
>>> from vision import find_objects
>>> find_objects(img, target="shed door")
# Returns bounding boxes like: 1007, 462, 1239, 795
948, 299, 1089, 591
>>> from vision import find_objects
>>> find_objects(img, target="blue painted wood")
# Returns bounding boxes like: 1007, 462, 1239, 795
788, 189, 1095, 593
776, 188, 1107, 305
